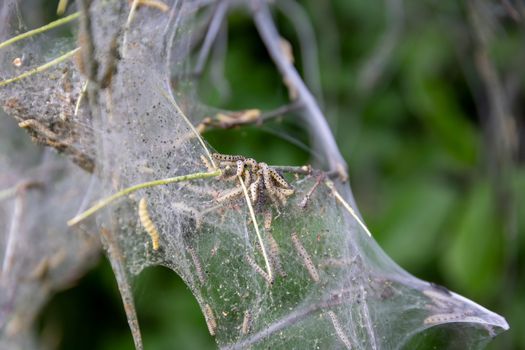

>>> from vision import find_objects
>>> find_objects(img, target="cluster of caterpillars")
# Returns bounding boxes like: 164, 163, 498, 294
210, 153, 294, 208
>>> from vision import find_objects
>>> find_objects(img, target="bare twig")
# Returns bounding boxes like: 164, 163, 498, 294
197, 102, 302, 132
0, 12, 79, 49
357, 0, 404, 94
239, 175, 273, 283
100, 228, 143, 350
274, 0, 323, 104
57, 0, 69, 15
77, 0, 98, 82
500, 0, 521, 22
67, 169, 221, 226
0, 48, 80, 87
251, 0, 348, 181
271, 164, 312, 176
208, 16, 231, 100
325, 180, 371, 237
194, 0, 230, 76
1, 191, 25, 280
299, 173, 323, 208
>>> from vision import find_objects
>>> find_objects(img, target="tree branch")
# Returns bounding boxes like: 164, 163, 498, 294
250, 0, 348, 181
194, 0, 230, 76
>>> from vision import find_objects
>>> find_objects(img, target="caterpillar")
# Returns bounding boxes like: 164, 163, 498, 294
211, 153, 245, 163
267, 233, 287, 278
204, 303, 217, 336
424, 313, 485, 325
242, 310, 252, 335
187, 244, 206, 284
245, 254, 274, 285
291, 232, 319, 282
138, 197, 160, 250
327, 311, 353, 350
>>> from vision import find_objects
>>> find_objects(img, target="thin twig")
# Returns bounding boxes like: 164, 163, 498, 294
325, 180, 372, 237
57, 0, 69, 15
251, 0, 348, 180
194, 0, 230, 76
357, 0, 404, 94
78, 0, 98, 82
1, 191, 25, 279
197, 102, 302, 132
238, 175, 273, 283
67, 169, 221, 226
271, 164, 312, 176
208, 18, 231, 100
0, 48, 80, 87
500, 0, 521, 22
0, 12, 80, 50
100, 228, 143, 350
299, 173, 324, 208
0, 181, 44, 202
74, 81, 89, 116
275, 0, 323, 103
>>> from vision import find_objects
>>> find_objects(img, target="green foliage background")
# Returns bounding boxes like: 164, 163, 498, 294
36, 0, 524, 349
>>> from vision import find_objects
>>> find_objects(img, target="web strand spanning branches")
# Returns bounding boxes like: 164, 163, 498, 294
222, 288, 354, 350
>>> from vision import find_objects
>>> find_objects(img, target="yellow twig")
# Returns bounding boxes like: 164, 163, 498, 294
74, 81, 88, 116
238, 175, 273, 283
0, 12, 80, 50
325, 180, 372, 237
68, 169, 221, 226
126, 0, 141, 31
137, 0, 169, 12
56, 0, 69, 15
0, 47, 80, 87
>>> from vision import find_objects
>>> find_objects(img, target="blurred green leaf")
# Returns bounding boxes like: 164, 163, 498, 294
441, 181, 503, 299
375, 180, 456, 271
401, 26, 479, 166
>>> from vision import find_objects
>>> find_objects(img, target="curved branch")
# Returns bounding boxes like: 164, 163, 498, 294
194, 0, 230, 76
274, 0, 323, 104
250, 0, 347, 180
